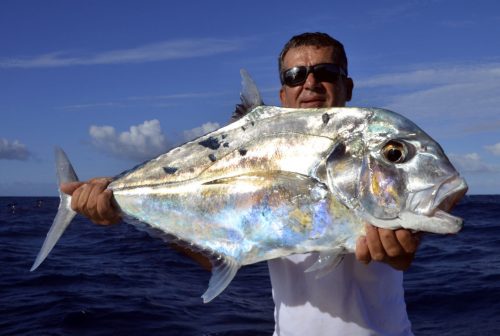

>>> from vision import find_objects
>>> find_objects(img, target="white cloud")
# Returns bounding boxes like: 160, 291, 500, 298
357, 64, 500, 88
485, 143, 500, 156
61, 91, 232, 111
89, 120, 169, 161
0, 138, 30, 160
183, 122, 220, 141
0, 38, 242, 68
355, 62, 500, 134
449, 152, 499, 173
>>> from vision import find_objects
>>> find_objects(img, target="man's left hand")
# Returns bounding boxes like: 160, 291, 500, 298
355, 224, 421, 271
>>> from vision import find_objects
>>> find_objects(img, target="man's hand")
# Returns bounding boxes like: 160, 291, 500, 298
355, 224, 421, 271
60, 177, 121, 225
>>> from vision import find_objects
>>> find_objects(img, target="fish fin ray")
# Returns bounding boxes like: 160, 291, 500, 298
305, 250, 344, 278
31, 147, 78, 271
121, 215, 239, 301
230, 69, 263, 122
202, 256, 240, 303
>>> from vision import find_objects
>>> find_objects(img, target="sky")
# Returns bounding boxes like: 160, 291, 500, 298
1, 0, 499, 196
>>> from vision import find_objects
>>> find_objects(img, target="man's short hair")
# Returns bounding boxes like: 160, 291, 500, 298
278, 32, 348, 76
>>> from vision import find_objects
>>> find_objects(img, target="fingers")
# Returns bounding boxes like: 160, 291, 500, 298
69, 178, 120, 225
356, 224, 420, 271
355, 236, 371, 264
365, 224, 386, 262
86, 180, 109, 222
71, 184, 91, 216
394, 229, 420, 254
378, 228, 404, 258
97, 190, 121, 225
60, 182, 84, 195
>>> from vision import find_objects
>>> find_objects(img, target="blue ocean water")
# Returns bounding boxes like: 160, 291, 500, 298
0, 195, 499, 335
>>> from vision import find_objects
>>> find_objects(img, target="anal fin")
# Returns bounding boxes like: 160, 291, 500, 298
202, 256, 240, 303
305, 250, 344, 278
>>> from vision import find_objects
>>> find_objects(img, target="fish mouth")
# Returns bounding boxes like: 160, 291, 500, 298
406, 175, 468, 234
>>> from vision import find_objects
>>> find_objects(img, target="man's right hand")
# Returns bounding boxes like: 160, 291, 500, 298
60, 177, 121, 225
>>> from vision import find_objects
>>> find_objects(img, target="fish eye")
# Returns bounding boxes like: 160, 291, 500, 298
382, 140, 407, 164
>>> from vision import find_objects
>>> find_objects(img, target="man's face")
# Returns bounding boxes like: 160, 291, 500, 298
279, 46, 354, 108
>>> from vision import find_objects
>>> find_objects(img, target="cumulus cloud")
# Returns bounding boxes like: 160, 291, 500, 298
0, 38, 241, 68
89, 120, 223, 161
0, 138, 31, 160
449, 152, 499, 173
183, 122, 220, 141
485, 143, 500, 156
89, 120, 169, 161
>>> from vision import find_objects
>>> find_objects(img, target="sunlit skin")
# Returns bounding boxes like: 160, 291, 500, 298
279, 46, 353, 108
60, 45, 419, 271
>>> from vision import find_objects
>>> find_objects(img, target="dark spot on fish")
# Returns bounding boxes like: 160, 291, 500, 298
238, 148, 247, 156
163, 167, 178, 174
322, 113, 330, 124
198, 137, 221, 150
241, 126, 246, 131
223, 142, 229, 147
208, 154, 217, 162
221, 134, 227, 139
251, 121, 255, 126
113, 159, 150, 180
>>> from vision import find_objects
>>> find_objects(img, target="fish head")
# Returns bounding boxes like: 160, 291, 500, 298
326, 108, 468, 234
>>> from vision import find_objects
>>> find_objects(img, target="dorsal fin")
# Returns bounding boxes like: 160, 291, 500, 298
230, 69, 264, 122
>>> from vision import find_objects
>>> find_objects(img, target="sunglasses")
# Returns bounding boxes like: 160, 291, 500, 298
280, 63, 347, 87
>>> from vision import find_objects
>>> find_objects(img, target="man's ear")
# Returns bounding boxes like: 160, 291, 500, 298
345, 77, 354, 102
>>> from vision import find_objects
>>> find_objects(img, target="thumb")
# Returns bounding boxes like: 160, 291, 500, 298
60, 181, 84, 195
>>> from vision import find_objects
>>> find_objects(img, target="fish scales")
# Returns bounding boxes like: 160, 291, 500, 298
115, 171, 359, 266
32, 100, 467, 303
110, 106, 361, 189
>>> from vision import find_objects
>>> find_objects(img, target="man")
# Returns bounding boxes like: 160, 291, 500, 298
266, 32, 415, 335
62, 32, 417, 335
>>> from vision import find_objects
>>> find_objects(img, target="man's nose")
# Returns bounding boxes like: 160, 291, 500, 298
303, 72, 322, 90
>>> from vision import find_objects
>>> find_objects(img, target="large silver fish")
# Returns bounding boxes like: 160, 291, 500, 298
31, 71, 467, 303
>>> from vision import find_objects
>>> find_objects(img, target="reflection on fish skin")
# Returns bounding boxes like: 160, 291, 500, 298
32, 100, 467, 302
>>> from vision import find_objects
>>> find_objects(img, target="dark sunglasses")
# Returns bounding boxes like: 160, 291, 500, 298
280, 63, 347, 87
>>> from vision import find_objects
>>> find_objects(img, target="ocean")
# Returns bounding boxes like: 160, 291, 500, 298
1, 195, 499, 335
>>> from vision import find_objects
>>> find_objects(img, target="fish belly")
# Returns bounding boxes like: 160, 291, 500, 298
113, 171, 359, 265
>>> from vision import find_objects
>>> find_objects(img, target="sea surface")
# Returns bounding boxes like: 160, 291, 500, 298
1, 195, 499, 335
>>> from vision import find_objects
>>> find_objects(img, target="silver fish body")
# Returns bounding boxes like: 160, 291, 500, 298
31, 89, 467, 303
113, 105, 467, 301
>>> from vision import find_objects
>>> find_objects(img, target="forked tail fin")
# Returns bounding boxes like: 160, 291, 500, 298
30, 147, 78, 271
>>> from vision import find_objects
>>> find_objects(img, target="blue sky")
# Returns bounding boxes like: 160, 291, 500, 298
1, 0, 499, 196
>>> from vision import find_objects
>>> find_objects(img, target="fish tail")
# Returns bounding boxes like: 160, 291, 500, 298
30, 147, 78, 271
